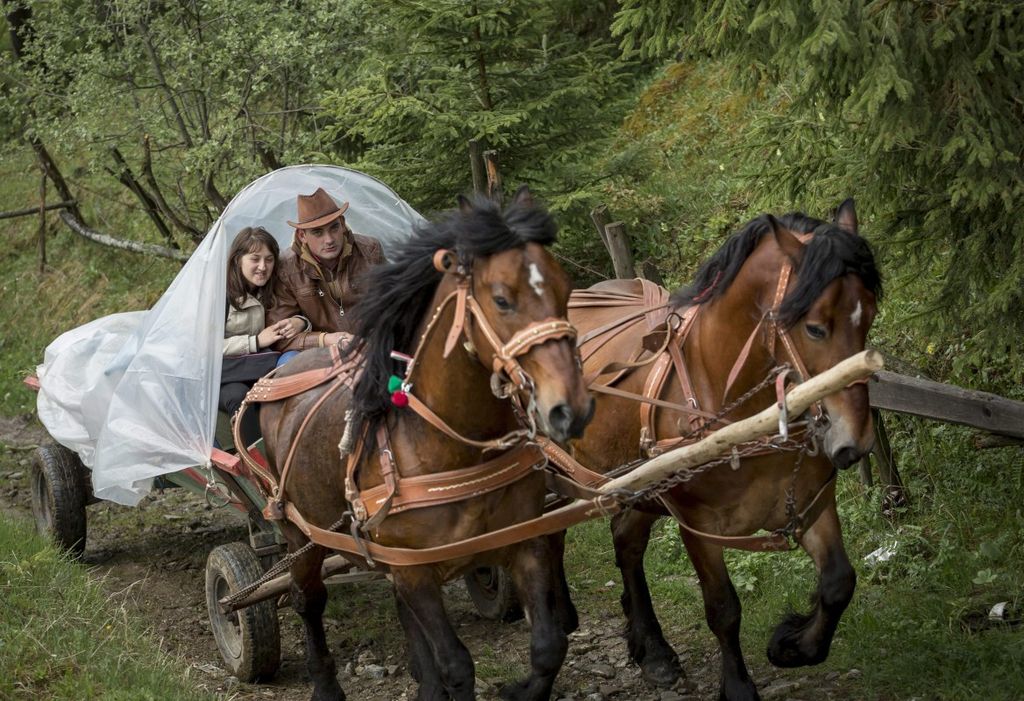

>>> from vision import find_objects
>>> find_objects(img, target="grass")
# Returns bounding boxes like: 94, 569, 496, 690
0, 517, 217, 701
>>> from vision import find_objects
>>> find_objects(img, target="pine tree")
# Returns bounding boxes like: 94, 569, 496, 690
320, 0, 632, 212
613, 1, 1024, 377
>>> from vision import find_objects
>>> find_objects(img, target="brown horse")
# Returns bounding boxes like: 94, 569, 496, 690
259, 187, 593, 701
569, 200, 881, 700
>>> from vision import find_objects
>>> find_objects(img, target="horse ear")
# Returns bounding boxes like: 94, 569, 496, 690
834, 198, 859, 235
767, 214, 805, 262
510, 184, 534, 208
457, 194, 474, 215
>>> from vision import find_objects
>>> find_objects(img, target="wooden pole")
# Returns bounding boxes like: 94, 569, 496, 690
600, 350, 885, 494
589, 204, 611, 251
483, 149, 503, 205
468, 139, 486, 196
604, 221, 636, 279
38, 169, 46, 273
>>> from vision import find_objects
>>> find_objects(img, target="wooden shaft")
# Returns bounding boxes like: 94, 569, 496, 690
600, 350, 884, 494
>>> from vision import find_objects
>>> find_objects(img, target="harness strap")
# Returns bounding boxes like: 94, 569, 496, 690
282, 497, 614, 567
405, 391, 529, 451
658, 467, 836, 552
359, 444, 545, 521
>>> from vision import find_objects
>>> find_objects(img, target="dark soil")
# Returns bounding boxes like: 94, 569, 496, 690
0, 414, 855, 701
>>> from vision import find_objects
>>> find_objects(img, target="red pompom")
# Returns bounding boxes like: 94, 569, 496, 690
390, 390, 409, 408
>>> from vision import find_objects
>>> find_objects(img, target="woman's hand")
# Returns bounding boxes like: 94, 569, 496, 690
256, 319, 297, 349
283, 317, 305, 338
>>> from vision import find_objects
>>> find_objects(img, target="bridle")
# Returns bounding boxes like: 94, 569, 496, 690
392, 248, 579, 450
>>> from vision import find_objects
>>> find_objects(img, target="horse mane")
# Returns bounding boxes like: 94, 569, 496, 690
670, 212, 882, 326
344, 192, 558, 423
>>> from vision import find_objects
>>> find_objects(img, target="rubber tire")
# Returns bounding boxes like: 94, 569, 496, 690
205, 542, 281, 682
464, 566, 523, 622
30, 442, 88, 558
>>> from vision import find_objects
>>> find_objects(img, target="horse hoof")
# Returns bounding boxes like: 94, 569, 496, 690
639, 655, 683, 688
766, 636, 826, 668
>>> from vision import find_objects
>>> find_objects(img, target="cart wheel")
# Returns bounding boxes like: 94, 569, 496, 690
31, 442, 88, 557
464, 566, 523, 622
205, 542, 281, 682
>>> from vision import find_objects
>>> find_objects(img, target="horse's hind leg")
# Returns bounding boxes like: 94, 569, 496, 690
500, 538, 569, 701
283, 527, 345, 701
681, 531, 759, 701
612, 508, 682, 687
767, 501, 855, 668
392, 567, 475, 701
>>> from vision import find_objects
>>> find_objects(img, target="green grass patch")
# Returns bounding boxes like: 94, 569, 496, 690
0, 517, 216, 700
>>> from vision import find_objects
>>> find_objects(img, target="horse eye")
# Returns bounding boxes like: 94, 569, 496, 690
493, 295, 513, 312
805, 323, 827, 340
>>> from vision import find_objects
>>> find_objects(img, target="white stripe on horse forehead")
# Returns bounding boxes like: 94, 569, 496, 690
850, 301, 863, 327
527, 261, 545, 297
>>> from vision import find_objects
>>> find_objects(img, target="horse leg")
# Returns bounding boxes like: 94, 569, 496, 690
393, 591, 448, 701
767, 502, 855, 668
499, 538, 569, 701
546, 532, 579, 635
392, 567, 475, 701
284, 532, 344, 701
611, 508, 682, 687
681, 531, 759, 701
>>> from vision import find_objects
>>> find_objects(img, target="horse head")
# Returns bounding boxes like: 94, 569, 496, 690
764, 199, 881, 468
449, 187, 594, 442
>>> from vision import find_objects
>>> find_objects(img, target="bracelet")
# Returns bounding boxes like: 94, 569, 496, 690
318, 331, 327, 348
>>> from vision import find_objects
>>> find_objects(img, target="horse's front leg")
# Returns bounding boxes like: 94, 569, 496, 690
681, 530, 759, 701
611, 508, 683, 687
392, 566, 475, 701
546, 532, 579, 635
282, 524, 345, 701
499, 537, 569, 701
767, 501, 856, 667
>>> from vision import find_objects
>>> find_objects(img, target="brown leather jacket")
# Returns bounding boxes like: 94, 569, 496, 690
267, 233, 385, 351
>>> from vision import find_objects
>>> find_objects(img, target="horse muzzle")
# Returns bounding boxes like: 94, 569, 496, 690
546, 396, 595, 442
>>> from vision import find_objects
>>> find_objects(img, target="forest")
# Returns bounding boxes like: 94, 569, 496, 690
1, 2, 1022, 700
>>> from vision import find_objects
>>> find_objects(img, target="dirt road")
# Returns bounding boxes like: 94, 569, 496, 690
1, 414, 852, 701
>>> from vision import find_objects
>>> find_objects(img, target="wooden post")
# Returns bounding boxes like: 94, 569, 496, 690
604, 221, 636, 279
38, 169, 46, 273
468, 140, 486, 196
589, 204, 611, 251
483, 149, 503, 205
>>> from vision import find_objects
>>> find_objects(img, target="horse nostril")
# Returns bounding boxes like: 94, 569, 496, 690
831, 446, 861, 470
549, 403, 574, 438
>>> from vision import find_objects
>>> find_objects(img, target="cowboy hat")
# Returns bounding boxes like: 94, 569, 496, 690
286, 187, 350, 229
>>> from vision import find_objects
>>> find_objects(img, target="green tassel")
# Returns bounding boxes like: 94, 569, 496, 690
387, 375, 403, 393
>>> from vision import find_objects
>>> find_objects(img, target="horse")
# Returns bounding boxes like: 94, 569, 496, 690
258, 186, 594, 701
568, 200, 881, 701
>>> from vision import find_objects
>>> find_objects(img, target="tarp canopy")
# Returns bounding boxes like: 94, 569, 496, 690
36, 165, 424, 505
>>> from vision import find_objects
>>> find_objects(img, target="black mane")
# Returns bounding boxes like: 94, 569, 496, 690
344, 193, 557, 422
670, 212, 882, 326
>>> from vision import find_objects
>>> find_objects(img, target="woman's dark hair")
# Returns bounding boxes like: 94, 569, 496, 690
226, 226, 280, 310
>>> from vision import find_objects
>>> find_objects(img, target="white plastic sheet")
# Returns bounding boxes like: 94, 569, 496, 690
36, 165, 424, 505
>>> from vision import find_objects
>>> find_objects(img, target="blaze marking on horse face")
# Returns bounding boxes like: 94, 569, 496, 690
528, 262, 545, 297
850, 301, 863, 328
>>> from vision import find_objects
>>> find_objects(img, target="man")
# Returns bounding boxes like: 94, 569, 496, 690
267, 187, 385, 351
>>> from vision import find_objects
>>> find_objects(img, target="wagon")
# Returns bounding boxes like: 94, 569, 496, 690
24, 165, 521, 681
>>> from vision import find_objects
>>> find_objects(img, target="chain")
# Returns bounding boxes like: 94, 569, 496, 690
220, 514, 350, 609
616, 364, 822, 507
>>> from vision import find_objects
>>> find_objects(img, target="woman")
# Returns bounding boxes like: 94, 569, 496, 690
221, 226, 306, 446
